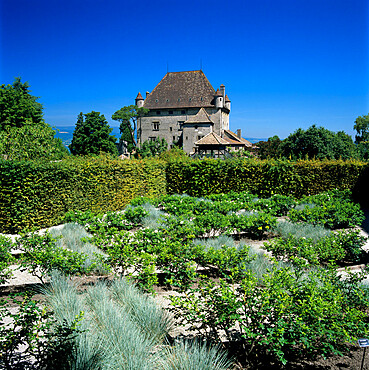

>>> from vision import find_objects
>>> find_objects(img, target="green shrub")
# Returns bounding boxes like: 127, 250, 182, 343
0, 235, 14, 284
49, 223, 110, 275
16, 232, 93, 282
265, 229, 368, 265
0, 156, 166, 233
252, 194, 297, 216
288, 200, 364, 229
166, 158, 368, 199
170, 265, 369, 366
229, 211, 277, 239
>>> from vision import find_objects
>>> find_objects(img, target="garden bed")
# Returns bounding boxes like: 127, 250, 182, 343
1, 189, 369, 369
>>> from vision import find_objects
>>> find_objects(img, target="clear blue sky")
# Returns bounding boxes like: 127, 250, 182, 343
1, 0, 368, 139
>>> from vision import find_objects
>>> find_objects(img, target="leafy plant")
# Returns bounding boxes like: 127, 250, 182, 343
265, 229, 368, 266
288, 190, 365, 229
16, 231, 92, 282
170, 265, 369, 366
0, 235, 15, 284
229, 211, 277, 239
0, 292, 84, 369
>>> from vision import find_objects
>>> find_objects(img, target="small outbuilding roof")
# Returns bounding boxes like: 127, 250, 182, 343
224, 130, 253, 147
195, 132, 230, 146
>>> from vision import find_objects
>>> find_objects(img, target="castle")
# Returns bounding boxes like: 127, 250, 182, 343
135, 70, 251, 156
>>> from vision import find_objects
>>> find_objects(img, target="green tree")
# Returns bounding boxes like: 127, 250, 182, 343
112, 105, 149, 153
281, 125, 357, 160
0, 77, 68, 161
0, 120, 68, 161
69, 111, 118, 156
256, 135, 283, 159
135, 138, 168, 158
354, 114, 369, 144
0, 77, 44, 130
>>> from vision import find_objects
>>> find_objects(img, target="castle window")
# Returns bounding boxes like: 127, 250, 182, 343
201, 97, 203, 101
178, 121, 184, 131
149, 137, 156, 142
173, 136, 176, 141
181, 110, 185, 114
178, 98, 181, 102
189, 98, 192, 102
156, 111, 161, 115
194, 125, 198, 130
169, 111, 173, 115
170, 127, 172, 132
155, 99, 158, 103
197, 135, 204, 140
186, 136, 188, 140
153, 122, 160, 131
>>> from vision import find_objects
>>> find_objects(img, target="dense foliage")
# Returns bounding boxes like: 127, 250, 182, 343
166, 157, 368, 199
354, 113, 369, 144
0, 78, 67, 161
69, 111, 118, 155
258, 125, 358, 160
0, 156, 167, 233
0, 77, 43, 130
135, 138, 168, 158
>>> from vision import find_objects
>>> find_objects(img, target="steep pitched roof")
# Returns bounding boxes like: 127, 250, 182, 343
143, 70, 216, 109
135, 92, 144, 100
184, 108, 214, 125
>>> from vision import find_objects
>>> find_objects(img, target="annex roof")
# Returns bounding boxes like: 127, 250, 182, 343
143, 70, 216, 109
184, 107, 214, 125
195, 132, 230, 146
224, 130, 253, 147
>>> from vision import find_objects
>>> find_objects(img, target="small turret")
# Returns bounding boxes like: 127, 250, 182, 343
214, 89, 223, 109
225, 94, 231, 111
135, 92, 144, 108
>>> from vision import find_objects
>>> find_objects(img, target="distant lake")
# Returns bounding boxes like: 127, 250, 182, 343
53, 125, 266, 147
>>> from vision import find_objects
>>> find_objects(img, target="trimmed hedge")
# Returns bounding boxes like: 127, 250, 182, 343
1, 157, 368, 233
0, 156, 166, 233
166, 158, 369, 199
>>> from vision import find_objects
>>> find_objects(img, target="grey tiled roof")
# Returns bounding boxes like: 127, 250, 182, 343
184, 108, 214, 124
143, 70, 216, 109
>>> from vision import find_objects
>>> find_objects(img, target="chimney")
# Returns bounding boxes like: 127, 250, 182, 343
220, 84, 225, 99
146, 91, 150, 98
237, 129, 241, 139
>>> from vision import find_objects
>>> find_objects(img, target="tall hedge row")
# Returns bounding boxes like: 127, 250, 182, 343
166, 158, 369, 200
1, 157, 368, 233
0, 157, 166, 233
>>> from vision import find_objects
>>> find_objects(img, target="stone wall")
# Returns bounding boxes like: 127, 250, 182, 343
137, 107, 230, 153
